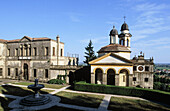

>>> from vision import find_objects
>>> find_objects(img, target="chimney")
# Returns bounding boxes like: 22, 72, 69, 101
56, 35, 60, 43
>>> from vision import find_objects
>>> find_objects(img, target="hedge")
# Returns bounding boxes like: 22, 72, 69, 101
74, 81, 170, 105
48, 79, 66, 84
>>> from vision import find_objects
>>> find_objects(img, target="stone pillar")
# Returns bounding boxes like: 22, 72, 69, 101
91, 73, 95, 84
115, 74, 119, 86
102, 73, 107, 85
128, 74, 133, 87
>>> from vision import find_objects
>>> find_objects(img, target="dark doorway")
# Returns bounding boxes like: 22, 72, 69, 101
107, 69, 115, 85
95, 68, 103, 84
69, 71, 74, 85
23, 63, 29, 80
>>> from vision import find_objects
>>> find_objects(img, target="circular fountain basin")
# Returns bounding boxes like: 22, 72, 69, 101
9, 94, 61, 111
28, 84, 44, 91
20, 95, 51, 106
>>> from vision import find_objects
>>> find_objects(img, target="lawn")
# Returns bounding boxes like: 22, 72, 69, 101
0, 85, 53, 97
12, 82, 65, 89
55, 91, 104, 108
108, 97, 170, 111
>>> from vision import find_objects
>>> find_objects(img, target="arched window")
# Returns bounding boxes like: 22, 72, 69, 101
120, 39, 124, 46
127, 39, 129, 47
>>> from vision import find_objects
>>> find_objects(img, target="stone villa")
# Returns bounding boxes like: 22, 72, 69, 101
89, 22, 154, 89
0, 35, 78, 82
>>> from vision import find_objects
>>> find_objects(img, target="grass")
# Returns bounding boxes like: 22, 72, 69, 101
0, 85, 53, 97
108, 97, 170, 111
12, 82, 65, 89
55, 91, 104, 108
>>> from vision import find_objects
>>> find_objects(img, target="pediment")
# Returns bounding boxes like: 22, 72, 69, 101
89, 53, 132, 65
20, 36, 31, 42
95, 55, 127, 64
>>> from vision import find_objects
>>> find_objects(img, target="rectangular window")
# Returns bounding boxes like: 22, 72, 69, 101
29, 48, 31, 56
34, 69, 37, 77
45, 47, 48, 56
60, 49, 63, 56
15, 68, 18, 76
8, 68, 10, 76
34, 48, 37, 56
133, 77, 136, 81
133, 66, 136, 71
7, 49, 10, 56
144, 78, 149, 82
45, 69, 48, 78
15, 48, 18, 56
145, 66, 149, 71
123, 75, 125, 82
0, 68, 2, 76
53, 47, 55, 56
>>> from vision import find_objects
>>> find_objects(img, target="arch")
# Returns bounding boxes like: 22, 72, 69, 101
95, 68, 103, 84
119, 39, 125, 46
118, 68, 130, 74
118, 68, 129, 87
93, 67, 104, 74
107, 69, 116, 85
105, 68, 116, 74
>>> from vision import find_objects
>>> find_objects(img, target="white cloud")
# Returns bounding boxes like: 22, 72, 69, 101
131, 3, 170, 41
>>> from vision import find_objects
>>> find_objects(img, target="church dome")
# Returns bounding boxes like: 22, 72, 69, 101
97, 44, 131, 53
109, 26, 118, 36
121, 22, 129, 31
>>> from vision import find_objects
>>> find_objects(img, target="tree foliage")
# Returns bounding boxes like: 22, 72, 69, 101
84, 40, 97, 65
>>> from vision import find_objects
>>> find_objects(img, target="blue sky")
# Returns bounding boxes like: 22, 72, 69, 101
0, 0, 170, 63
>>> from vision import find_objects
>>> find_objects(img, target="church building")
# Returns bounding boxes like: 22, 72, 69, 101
89, 21, 154, 89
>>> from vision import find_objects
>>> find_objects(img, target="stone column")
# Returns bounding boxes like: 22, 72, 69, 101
102, 73, 107, 85
115, 74, 119, 86
128, 74, 133, 87
91, 73, 95, 84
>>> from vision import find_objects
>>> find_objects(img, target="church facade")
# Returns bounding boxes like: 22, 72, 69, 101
89, 22, 154, 89
0, 36, 78, 82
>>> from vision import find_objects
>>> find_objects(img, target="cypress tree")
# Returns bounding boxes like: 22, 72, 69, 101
84, 40, 97, 65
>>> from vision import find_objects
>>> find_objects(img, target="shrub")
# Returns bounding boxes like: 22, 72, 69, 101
48, 79, 66, 84
74, 82, 170, 105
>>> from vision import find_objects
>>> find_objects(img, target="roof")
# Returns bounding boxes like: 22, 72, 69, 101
0, 36, 64, 44
0, 39, 7, 43
97, 44, 131, 53
121, 22, 129, 31
89, 52, 132, 65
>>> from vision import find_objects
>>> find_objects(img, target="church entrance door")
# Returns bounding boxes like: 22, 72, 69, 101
107, 69, 115, 85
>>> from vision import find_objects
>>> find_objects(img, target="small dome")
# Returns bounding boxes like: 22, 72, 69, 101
121, 22, 129, 31
110, 26, 118, 36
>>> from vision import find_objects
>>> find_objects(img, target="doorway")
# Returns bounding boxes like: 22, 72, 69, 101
23, 63, 29, 80
107, 69, 115, 85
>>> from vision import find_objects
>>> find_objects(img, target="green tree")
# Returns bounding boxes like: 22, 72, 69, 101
84, 40, 97, 65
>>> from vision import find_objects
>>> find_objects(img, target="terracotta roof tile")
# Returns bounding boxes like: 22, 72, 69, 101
0, 39, 7, 43
98, 44, 130, 53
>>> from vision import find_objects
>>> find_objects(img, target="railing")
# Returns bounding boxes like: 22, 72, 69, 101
50, 65, 82, 70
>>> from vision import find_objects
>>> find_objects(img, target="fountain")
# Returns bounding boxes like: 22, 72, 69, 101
9, 79, 61, 110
